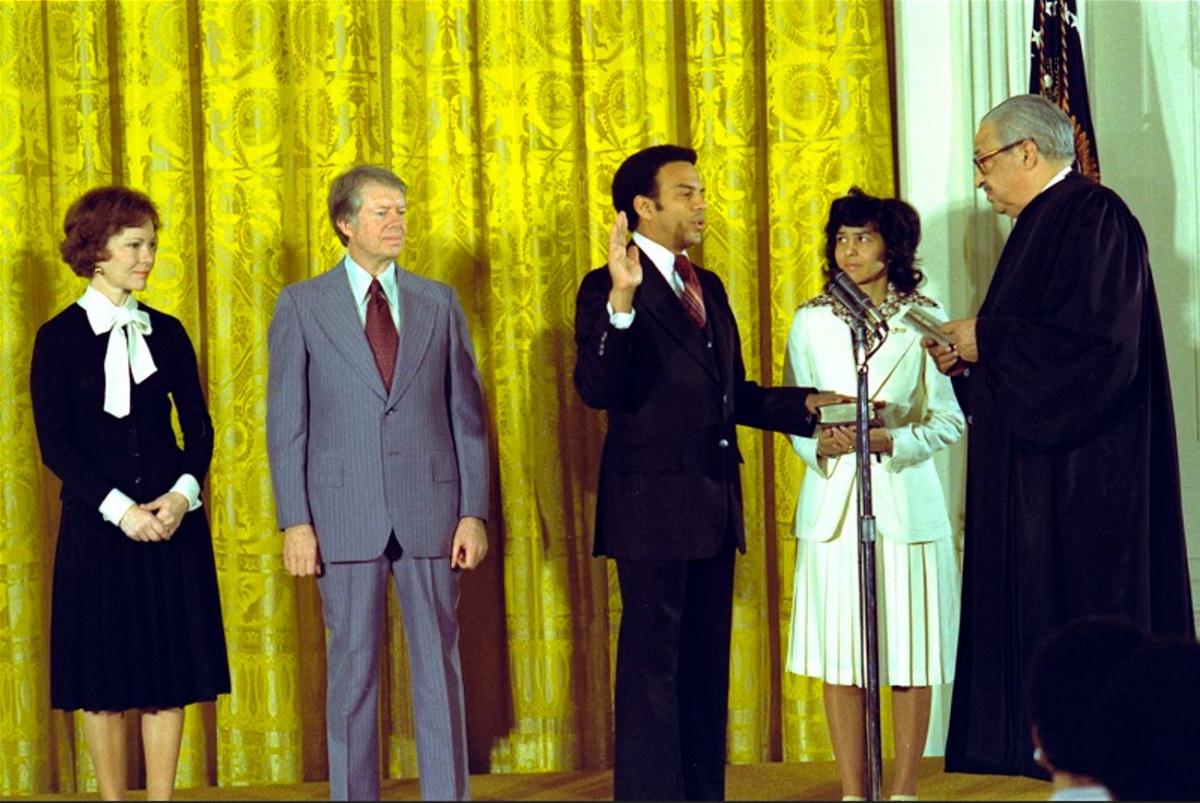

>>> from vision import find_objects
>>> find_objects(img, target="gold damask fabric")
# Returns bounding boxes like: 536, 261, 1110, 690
0, 0, 894, 794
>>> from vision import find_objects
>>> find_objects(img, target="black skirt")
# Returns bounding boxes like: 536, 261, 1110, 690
50, 499, 231, 711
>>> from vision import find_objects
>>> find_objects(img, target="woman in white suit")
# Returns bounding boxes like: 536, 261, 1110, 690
783, 188, 964, 801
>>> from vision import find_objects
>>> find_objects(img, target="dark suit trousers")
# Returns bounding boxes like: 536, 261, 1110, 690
613, 544, 736, 801
317, 536, 469, 801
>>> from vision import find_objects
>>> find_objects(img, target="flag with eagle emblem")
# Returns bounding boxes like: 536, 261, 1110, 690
1029, 0, 1101, 181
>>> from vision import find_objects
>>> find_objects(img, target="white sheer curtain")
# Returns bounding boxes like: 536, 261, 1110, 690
1082, 0, 1200, 629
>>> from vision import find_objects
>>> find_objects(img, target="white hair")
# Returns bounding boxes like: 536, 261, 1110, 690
982, 95, 1076, 161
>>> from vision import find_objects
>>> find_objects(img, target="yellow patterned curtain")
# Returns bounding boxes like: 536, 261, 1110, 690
0, 0, 893, 794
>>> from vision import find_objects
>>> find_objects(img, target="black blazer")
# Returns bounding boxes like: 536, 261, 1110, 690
30, 303, 214, 514
574, 253, 816, 560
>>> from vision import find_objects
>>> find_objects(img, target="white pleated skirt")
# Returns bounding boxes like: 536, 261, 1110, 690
786, 529, 960, 687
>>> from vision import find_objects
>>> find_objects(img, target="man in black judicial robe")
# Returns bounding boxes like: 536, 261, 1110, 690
926, 95, 1194, 779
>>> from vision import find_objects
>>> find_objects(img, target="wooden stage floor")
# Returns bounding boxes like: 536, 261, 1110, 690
16, 758, 1052, 800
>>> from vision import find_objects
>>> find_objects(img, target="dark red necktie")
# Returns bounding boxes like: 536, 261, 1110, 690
365, 279, 398, 392
674, 254, 706, 329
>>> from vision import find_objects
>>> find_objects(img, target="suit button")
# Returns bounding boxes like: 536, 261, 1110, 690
718, 438, 729, 448
722, 394, 728, 404
386, 408, 396, 415
966, 414, 974, 425
706, 340, 713, 349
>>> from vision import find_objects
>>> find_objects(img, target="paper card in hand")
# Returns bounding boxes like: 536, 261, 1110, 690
901, 305, 952, 347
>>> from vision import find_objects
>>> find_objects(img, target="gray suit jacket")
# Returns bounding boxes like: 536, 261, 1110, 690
267, 261, 489, 561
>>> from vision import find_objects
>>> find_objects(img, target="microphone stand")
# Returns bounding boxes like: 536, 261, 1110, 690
851, 315, 884, 801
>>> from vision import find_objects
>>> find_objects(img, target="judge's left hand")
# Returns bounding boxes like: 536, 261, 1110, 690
140, 491, 189, 539
942, 318, 979, 363
451, 516, 488, 570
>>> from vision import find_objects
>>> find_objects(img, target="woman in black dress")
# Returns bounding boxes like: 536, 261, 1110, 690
30, 187, 230, 800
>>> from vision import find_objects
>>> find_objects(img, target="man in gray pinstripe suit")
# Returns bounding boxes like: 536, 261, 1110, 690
267, 165, 489, 801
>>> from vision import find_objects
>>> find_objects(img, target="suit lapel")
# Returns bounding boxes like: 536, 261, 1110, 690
388, 269, 437, 404
311, 262, 390, 402
637, 254, 719, 381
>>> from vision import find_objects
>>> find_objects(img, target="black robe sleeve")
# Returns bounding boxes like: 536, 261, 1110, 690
975, 188, 1146, 449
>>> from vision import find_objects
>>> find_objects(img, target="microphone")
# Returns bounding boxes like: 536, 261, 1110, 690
825, 266, 888, 334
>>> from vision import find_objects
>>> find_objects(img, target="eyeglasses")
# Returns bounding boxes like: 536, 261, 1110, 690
972, 139, 1026, 174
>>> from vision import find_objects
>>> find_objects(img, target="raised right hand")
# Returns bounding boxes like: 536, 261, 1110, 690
119, 505, 169, 542
283, 524, 321, 577
607, 211, 642, 312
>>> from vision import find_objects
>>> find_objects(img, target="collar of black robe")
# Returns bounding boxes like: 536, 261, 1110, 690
980, 171, 1084, 316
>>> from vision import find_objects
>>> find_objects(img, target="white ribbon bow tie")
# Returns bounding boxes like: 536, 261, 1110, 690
89, 302, 157, 418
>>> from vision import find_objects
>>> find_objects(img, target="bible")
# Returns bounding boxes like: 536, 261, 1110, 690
818, 401, 883, 426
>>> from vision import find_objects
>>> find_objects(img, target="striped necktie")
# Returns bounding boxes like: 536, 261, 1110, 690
674, 254, 706, 329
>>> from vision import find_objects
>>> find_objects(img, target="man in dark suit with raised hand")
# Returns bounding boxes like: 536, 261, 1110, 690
574, 145, 842, 800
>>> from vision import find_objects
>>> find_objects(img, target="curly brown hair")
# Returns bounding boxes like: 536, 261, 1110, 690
823, 187, 924, 294
60, 186, 160, 277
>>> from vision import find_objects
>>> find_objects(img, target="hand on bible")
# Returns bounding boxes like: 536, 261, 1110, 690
817, 426, 855, 457
607, 211, 642, 312
816, 425, 892, 457
804, 391, 856, 416
867, 427, 894, 455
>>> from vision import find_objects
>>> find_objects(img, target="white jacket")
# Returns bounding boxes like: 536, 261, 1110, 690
783, 290, 964, 544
